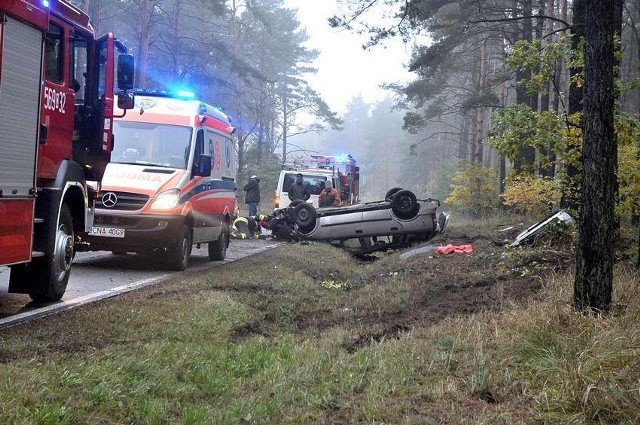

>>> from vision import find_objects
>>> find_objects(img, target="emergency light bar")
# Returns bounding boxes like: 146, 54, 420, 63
175, 89, 196, 99
132, 88, 196, 100
334, 153, 355, 163
131, 89, 230, 118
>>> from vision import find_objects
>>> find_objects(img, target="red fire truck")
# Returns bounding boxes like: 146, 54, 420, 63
0, 0, 135, 301
308, 154, 360, 205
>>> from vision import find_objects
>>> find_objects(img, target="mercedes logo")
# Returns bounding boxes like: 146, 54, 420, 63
102, 192, 118, 208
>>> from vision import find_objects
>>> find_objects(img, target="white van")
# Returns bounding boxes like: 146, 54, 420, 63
274, 154, 360, 210
274, 169, 333, 209
82, 92, 237, 270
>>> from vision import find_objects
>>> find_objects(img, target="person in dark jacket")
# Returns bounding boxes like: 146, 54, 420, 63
288, 173, 311, 202
244, 175, 260, 216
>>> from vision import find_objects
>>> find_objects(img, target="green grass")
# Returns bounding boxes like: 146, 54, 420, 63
0, 221, 639, 424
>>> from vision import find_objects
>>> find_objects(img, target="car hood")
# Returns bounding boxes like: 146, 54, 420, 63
101, 163, 186, 196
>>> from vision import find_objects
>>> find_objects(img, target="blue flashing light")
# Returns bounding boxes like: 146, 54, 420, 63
334, 153, 350, 163
175, 89, 196, 99
42, 0, 50, 7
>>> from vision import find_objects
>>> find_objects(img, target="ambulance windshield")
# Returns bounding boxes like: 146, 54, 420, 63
112, 121, 192, 169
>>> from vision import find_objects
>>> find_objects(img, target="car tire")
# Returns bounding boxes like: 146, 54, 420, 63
208, 226, 229, 261
385, 187, 403, 201
293, 202, 317, 228
166, 225, 192, 271
288, 200, 304, 208
24, 204, 74, 303
391, 190, 419, 219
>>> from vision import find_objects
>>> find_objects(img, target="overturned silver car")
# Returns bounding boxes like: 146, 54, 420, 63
264, 188, 449, 254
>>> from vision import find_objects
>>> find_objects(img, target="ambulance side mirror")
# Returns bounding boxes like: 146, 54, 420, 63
117, 54, 135, 91
196, 154, 212, 177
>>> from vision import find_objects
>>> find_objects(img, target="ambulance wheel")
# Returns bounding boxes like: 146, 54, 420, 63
391, 190, 419, 219
209, 226, 229, 261
28, 204, 74, 303
166, 225, 192, 271
294, 202, 317, 229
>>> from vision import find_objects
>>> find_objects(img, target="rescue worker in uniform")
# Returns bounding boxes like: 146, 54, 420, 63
318, 179, 341, 207
288, 173, 311, 202
231, 215, 266, 239
243, 175, 260, 216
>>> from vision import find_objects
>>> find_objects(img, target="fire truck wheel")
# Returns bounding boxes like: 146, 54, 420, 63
28, 204, 74, 303
391, 190, 419, 219
208, 226, 229, 261
166, 225, 192, 271
385, 187, 403, 201
294, 202, 317, 229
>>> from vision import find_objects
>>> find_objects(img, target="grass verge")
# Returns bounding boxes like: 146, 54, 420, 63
1, 219, 638, 424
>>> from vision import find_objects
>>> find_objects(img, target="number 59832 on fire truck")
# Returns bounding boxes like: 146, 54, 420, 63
0, 0, 135, 302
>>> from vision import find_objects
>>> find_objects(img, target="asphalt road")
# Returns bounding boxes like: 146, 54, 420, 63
0, 238, 281, 329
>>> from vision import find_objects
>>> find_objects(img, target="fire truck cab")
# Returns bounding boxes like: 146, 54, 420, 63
0, 0, 135, 301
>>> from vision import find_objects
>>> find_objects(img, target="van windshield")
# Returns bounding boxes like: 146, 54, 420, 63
112, 121, 192, 169
282, 173, 327, 195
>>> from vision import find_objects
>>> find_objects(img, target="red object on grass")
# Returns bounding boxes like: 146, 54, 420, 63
436, 244, 474, 255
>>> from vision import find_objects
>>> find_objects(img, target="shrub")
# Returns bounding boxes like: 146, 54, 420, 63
502, 173, 561, 214
445, 163, 500, 216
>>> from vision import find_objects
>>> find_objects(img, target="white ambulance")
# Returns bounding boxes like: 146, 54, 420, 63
82, 91, 237, 270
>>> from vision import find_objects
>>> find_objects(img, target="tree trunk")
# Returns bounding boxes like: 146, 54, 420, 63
136, 0, 151, 88
79, 0, 103, 35
539, 0, 555, 178
628, 2, 640, 267
173, 0, 182, 78
573, 0, 617, 312
514, 0, 537, 172
231, 0, 245, 176
257, 120, 264, 166
562, 0, 585, 210
282, 88, 288, 160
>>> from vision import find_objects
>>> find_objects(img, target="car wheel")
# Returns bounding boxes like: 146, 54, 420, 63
166, 225, 192, 271
209, 226, 229, 261
288, 199, 304, 208
293, 202, 317, 228
385, 187, 403, 201
391, 190, 419, 219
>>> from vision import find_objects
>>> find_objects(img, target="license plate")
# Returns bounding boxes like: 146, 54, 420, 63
89, 226, 125, 238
